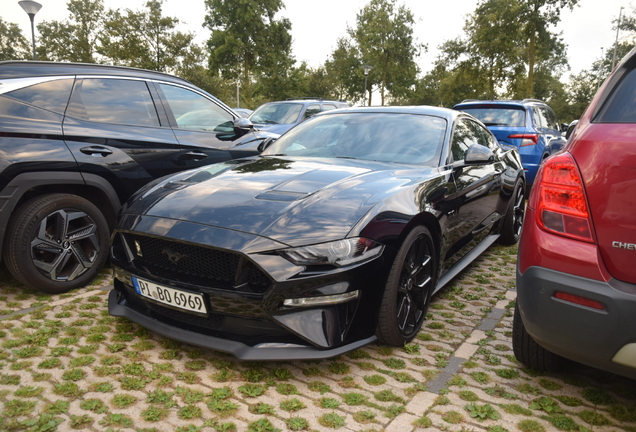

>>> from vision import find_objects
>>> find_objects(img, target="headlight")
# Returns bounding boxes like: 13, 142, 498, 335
279, 238, 384, 267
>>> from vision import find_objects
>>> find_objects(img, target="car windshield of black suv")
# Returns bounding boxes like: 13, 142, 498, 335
250, 103, 303, 124
460, 107, 526, 127
262, 113, 447, 165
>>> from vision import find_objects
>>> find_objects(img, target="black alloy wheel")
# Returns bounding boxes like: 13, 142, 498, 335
377, 226, 437, 346
499, 178, 526, 245
4, 193, 109, 294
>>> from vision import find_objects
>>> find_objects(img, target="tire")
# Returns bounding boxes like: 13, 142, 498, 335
499, 178, 525, 245
512, 304, 563, 372
4, 193, 110, 294
376, 226, 437, 346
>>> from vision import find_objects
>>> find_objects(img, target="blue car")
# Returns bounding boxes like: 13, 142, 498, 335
249, 99, 350, 135
453, 99, 566, 189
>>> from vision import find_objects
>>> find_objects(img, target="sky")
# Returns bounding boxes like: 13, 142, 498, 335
1, 0, 632, 81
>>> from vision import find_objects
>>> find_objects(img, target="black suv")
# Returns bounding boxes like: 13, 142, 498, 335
0, 61, 275, 293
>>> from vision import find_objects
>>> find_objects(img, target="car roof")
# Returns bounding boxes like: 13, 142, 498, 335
316, 105, 460, 122
259, 99, 348, 106
454, 99, 547, 109
0, 61, 189, 85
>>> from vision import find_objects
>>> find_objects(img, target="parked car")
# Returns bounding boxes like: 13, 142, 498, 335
0, 61, 276, 294
233, 107, 253, 118
249, 98, 350, 135
454, 99, 566, 191
513, 48, 636, 380
109, 106, 526, 360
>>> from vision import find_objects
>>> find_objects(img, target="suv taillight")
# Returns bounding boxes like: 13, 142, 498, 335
508, 133, 538, 146
529, 153, 595, 243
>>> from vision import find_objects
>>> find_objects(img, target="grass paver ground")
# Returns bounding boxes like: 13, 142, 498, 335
0, 244, 634, 432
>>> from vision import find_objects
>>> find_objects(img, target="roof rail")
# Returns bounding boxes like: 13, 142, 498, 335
522, 98, 545, 104
460, 99, 482, 103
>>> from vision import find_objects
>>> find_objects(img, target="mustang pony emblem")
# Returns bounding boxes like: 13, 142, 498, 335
162, 249, 187, 264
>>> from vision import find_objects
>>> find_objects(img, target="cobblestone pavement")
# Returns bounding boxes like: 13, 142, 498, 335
0, 244, 635, 432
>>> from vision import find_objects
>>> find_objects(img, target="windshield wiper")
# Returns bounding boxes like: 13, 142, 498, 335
335, 156, 359, 160
483, 122, 508, 126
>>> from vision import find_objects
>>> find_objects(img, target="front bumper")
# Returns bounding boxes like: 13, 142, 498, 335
517, 265, 636, 380
109, 216, 391, 360
108, 289, 376, 360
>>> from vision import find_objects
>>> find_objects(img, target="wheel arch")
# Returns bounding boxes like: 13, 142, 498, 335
398, 212, 442, 262
0, 172, 121, 259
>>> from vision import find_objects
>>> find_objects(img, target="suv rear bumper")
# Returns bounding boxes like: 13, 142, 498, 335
517, 265, 636, 379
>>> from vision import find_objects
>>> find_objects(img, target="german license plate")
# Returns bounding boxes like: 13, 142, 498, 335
132, 276, 206, 314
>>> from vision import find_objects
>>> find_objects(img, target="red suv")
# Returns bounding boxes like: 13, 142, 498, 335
513, 47, 636, 380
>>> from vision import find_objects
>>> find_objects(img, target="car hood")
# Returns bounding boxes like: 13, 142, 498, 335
124, 157, 430, 247
252, 123, 294, 135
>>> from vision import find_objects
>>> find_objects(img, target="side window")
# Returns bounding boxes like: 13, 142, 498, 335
451, 119, 482, 162
66, 78, 160, 126
532, 108, 545, 128
158, 84, 234, 133
542, 107, 559, 130
304, 104, 321, 120
6, 78, 74, 114
596, 66, 636, 122
475, 123, 498, 149
322, 104, 337, 111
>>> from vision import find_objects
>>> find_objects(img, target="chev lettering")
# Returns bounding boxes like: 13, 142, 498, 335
612, 241, 636, 251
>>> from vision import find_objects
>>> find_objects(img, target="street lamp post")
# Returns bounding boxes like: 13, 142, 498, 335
19, 1, 42, 61
361, 64, 373, 106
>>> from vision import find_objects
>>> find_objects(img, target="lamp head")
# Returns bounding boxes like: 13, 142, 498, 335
19, 1, 42, 18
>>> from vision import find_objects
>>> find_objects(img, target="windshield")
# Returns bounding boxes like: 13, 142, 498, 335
262, 112, 447, 165
250, 103, 303, 125
460, 107, 526, 127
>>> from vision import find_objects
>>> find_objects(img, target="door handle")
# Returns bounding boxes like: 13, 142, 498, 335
79, 146, 113, 157
182, 151, 208, 161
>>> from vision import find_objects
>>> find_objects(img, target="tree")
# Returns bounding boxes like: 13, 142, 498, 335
520, 0, 579, 97
466, 0, 524, 99
203, 0, 293, 106
350, 0, 424, 105
0, 18, 30, 61
325, 37, 364, 103
36, 0, 105, 62
99, 0, 198, 73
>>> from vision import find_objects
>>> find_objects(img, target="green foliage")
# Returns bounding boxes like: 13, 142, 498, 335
517, 419, 546, 432
247, 418, 281, 432
203, 0, 293, 105
280, 398, 305, 412
442, 410, 464, 424
238, 383, 265, 397
465, 403, 501, 421
529, 397, 562, 414
349, 0, 423, 105
318, 412, 346, 428
308, 381, 331, 394
320, 397, 341, 409
286, 417, 309, 430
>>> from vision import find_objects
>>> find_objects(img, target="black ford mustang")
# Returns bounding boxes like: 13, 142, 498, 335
109, 106, 525, 360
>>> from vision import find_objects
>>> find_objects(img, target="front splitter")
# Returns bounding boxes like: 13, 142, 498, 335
108, 289, 376, 361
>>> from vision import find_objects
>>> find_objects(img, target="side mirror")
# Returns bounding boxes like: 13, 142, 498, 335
257, 137, 277, 153
465, 144, 494, 165
234, 117, 254, 135
560, 123, 569, 132
565, 119, 578, 140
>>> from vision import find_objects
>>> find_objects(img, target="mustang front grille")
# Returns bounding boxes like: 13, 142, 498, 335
115, 233, 271, 293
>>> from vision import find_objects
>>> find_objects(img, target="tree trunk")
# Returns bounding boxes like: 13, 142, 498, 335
525, 1, 539, 98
